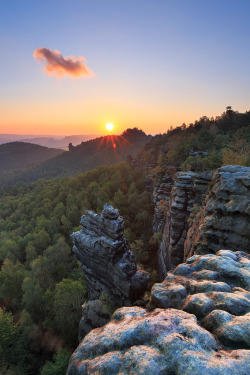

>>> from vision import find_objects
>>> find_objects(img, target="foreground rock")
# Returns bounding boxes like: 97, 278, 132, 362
67, 250, 250, 374
71, 204, 150, 307
184, 165, 250, 259
67, 306, 250, 375
152, 249, 250, 349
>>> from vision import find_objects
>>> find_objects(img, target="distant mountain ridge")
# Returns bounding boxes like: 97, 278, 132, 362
0, 128, 151, 186
0, 142, 65, 172
0, 134, 98, 148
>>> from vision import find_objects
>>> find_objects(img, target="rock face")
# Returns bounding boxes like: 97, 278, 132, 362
67, 165, 250, 374
154, 166, 249, 279
151, 249, 250, 350
78, 298, 114, 342
154, 171, 210, 279
67, 306, 250, 375
184, 165, 250, 259
71, 204, 150, 307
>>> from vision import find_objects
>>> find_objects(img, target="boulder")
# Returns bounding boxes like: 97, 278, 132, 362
67, 307, 250, 375
151, 249, 250, 349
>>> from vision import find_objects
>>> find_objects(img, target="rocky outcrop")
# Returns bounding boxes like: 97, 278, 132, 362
154, 166, 249, 279
67, 305, 250, 375
184, 165, 250, 259
78, 298, 114, 342
67, 165, 250, 374
154, 171, 204, 279
151, 249, 250, 350
153, 171, 174, 234
71, 204, 150, 307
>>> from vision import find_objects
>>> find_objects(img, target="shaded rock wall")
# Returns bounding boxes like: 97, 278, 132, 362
184, 165, 250, 259
154, 171, 212, 279
71, 204, 150, 307
154, 166, 249, 279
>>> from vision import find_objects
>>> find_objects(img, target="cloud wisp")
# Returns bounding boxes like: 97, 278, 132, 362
33, 47, 94, 78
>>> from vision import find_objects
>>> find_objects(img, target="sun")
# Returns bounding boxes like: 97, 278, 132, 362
106, 123, 114, 131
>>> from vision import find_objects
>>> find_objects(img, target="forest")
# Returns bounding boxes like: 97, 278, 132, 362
0, 109, 249, 374
0, 128, 150, 188
0, 163, 154, 374
132, 108, 250, 172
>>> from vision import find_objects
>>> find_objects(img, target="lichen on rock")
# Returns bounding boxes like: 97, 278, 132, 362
151, 249, 250, 350
66, 306, 250, 375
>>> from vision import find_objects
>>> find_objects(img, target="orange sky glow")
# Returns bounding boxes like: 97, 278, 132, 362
1, 2, 249, 137
0, 97, 227, 136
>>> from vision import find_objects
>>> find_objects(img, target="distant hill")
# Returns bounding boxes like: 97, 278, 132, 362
0, 134, 98, 148
4, 128, 151, 185
0, 142, 65, 172
19, 134, 98, 149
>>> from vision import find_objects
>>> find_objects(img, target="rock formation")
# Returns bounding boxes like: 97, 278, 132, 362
184, 165, 250, 259
154, 166, 249, 279
67, 166, 250, 373
151, 249, 250, 349
154, 170, 212, 278
67, 249, 250, 374
71, 204, 150, 307
67, 305, 250, 375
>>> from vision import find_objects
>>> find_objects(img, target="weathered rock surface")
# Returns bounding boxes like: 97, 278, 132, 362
153, 171, 174, 234
184, 165, 250, 259
71, 204, 150, 307
154, 171, 199, 278
67, 306, 250, 375
151, 249, 250, 350
154, 166, 249, 279
78, 299, 114, 342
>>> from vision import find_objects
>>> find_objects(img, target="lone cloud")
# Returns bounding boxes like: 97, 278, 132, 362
33, 47, 94, 78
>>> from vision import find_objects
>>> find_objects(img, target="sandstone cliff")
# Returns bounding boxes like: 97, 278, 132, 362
153, 170, 212, 278
67, 166, 250, 374
154, 166, 249, 279
71, 204, 150, 307
184, 165, 250, 258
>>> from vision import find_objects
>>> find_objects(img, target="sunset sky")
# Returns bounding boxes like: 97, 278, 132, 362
1, 0, 250, 136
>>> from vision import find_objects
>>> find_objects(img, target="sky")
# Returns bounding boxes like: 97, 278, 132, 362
0, 0, 250, 136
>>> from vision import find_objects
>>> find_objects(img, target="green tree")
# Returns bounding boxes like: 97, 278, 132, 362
0, 260, 26, 312
53, 279, 87, 345
0, 308, 30, 373
40, 349, 71, 375
22, 277, 45, 322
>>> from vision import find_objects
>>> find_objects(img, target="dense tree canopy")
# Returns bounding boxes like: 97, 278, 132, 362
0, 162, 154, 374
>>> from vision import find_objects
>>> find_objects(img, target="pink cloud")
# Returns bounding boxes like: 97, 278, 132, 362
33, 47, 94, 78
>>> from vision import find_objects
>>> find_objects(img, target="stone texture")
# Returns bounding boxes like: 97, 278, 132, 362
67, 307, 250, 375
78, 299, 114, 342
154, 171, 197, 278
184, 165, 250, 259
71, 204, 150, 307
153, 166, 249, 279
153, 170, 213, 279
205, 310, 250, 348
151, 249, 250, 349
